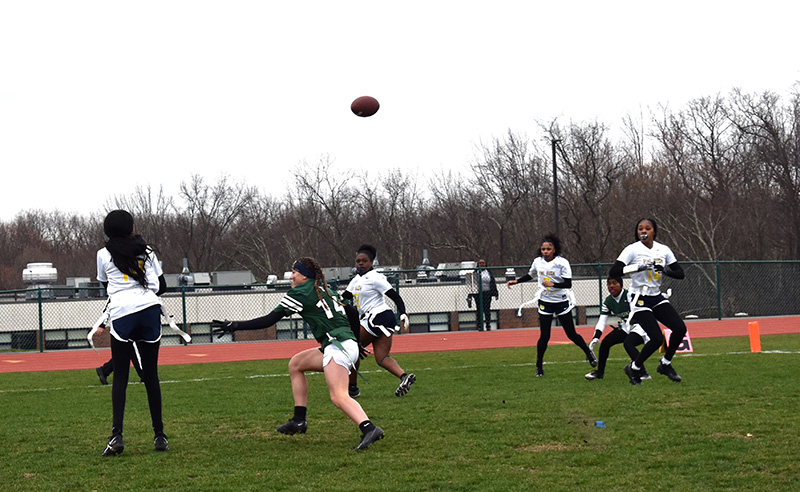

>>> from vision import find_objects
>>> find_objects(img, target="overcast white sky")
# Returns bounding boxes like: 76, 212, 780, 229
1, 1, 798, 221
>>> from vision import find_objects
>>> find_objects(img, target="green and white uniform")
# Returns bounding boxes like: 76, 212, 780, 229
593, 288, 649, 343
274, 280, 356, 350
595, 288, 630, 334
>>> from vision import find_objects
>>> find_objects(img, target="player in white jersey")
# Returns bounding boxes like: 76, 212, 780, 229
342, 244, 415, 398
507, 235, 597, 377
95, 210, 169, 456
609, 218, 687, 385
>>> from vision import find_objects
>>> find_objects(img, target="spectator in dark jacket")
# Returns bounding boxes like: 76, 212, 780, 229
468, 259, 498, 331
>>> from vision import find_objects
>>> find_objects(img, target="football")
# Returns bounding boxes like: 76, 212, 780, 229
351, 96, 380, 117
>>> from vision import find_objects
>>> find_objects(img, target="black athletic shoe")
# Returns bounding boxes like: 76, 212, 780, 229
639, 367, 652, 381
588, 351, 598, 368
395, 373, 416, 397
101, 434, 124, 457
536, 366, 544, 377
154, 433, 169, 452
657, 362, 682, 382
354, 426, 384, 450
277, 419, 308, 435
585, 370, 604, 380
623, 363, 642, 385
96, 367, 108, 385
348, 385, 361, 399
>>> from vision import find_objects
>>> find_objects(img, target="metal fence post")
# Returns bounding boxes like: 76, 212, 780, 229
597, 263, 603, 306
716, 260, 722, 320
38, 288, 44, 353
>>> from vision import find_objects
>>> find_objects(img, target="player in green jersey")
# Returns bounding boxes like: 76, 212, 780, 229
585, 277, 649, 381
211, 257, 383, 450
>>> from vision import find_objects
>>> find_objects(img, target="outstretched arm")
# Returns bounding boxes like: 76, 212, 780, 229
507, 273, 532, 287
211, 310, 285, 337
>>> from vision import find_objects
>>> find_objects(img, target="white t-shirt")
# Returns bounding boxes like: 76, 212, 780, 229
345, 269, 392, 318
528, 256, 572, 303
96, 247, 163, 321
616, 240, 677, 296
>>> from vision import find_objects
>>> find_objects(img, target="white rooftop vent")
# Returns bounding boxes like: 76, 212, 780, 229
22, 262, 58, 285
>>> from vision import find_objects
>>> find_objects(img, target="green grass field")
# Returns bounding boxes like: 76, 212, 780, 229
2, 335, 799, 492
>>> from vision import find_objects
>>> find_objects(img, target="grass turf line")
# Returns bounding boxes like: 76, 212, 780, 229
1, 335, 799, 492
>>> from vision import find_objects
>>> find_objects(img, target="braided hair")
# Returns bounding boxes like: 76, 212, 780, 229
296, 257, 330, 305
103, 210, 152, 289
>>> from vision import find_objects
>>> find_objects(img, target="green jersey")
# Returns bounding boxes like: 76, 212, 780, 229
273, 280, 355, 350
601, 289, 630, 330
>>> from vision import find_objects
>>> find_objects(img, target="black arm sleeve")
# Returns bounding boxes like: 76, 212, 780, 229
344, 304, 361, 340
664, 261, 685, 279
384, 288, 406, 315
608, 261, 625, 279
156, 275, 167, 296
341, 290, 354, 304
515, 273, 533, 284
552, 278, 572, 289
234, 310, 285, 331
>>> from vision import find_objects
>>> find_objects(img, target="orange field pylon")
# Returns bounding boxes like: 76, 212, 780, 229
748, 321, 761, 353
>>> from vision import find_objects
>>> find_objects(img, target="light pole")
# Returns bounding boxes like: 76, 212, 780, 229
551, 139, 561, 237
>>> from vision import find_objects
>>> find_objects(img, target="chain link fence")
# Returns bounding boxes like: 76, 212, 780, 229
2, 261, 798, 353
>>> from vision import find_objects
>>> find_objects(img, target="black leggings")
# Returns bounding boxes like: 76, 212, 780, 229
110, 337, 163, 435
632, 302, 687, 367
597, 329, 641, 373
537, 312, 592, 365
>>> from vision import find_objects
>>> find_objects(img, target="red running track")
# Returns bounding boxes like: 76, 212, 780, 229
2, 316, 798, 374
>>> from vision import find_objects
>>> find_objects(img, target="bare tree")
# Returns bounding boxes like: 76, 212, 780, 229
731, 87, 800, 258
650, 96, 749, 260
173, 174, 257, 272
354, 168, 424, 267
288, 157, 359, 265
549, 121, 626, 262
226, 195, 289, 280
468, 131, 551, 264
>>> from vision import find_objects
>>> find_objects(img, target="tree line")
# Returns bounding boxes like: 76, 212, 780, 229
1, 87, 798, 290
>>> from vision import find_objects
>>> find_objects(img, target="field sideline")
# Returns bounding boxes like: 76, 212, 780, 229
2, 315, 798, 374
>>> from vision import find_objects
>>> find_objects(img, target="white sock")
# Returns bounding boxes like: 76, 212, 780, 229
660, 357, 671, 365
631, 362, 640, 371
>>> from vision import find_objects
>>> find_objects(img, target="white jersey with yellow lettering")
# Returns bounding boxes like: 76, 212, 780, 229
345, 269, 392, 318
527, 256, 572, 303
616, 240, 677, 296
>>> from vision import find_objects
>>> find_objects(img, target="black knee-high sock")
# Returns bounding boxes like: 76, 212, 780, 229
632, 312, 663, 368
560, 314, 591, 356
137, 341, 163, 434
110, 337, 133, 435
623, 332, 643, 363
537, 314, 553, 365
654, 303, 687, 361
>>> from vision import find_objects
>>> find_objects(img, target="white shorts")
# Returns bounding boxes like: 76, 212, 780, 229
322, 338, 359, 374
